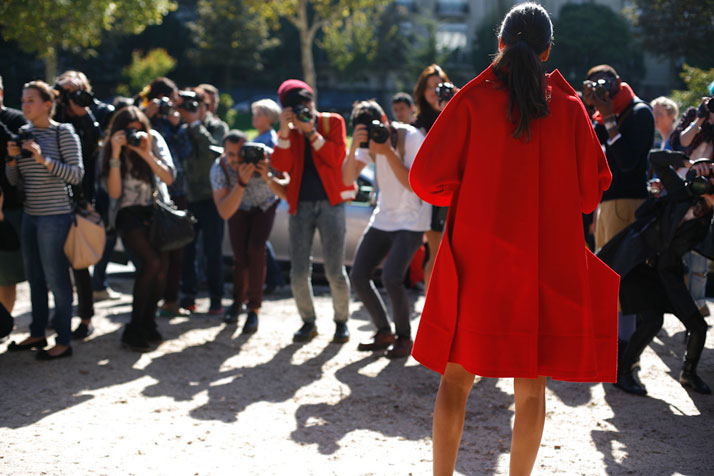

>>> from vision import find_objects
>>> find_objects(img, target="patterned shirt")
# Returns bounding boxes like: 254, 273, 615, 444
209, 156, 278, 212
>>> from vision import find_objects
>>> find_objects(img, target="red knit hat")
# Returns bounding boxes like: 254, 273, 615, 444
278, 79, 314, 107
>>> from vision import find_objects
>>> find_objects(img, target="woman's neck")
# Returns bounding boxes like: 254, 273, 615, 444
257, 126, 271, 135
32, 116, 51, 128
659, 125, 674, 141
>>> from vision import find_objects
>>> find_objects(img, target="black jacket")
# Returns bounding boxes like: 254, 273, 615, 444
597, 150, 713, 316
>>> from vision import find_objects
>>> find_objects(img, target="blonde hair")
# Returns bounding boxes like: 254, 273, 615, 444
251, 98, 282, 124
56, 70, 92, 93
651, 96, 679, 119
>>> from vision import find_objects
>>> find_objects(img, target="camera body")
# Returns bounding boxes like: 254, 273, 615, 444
292, 104, 313, 123
436, 82, 455, 103
54, 84, 94, 108
583, 77, 618, 101
351, 111, 390, 148
177, 91, 200, 113
124, 128, 143, 147
239, 142, 267, 165
686, 160, 714, 196
158, 96, 173, 116
12, 131, 35, 158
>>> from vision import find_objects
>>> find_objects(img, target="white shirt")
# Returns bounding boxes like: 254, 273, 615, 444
355, 124, 431, 232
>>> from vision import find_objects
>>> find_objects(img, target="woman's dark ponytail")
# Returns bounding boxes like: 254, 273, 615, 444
492, 3, 553, 141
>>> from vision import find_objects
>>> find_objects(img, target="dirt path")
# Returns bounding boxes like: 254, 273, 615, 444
1, 276, 712, 475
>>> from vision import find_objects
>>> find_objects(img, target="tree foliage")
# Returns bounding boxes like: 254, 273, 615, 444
244, 0, 392, 93
627, 0, 714, 68
671, 64, 714, 110
0, 0, 176, 81
116, 49, 176, 97
547, 3, 644, 87
189, 0, 278, 87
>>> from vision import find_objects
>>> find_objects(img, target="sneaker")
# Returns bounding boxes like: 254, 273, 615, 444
223, 304, 241, 324
242, 311, 259, 334
93, 288, 121, 301
293, 322, 318, 343
71, 322, 94, 340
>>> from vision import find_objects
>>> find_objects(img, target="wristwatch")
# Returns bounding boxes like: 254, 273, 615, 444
43, 156, 52, 167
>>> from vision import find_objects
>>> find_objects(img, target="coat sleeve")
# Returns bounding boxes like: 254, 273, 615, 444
312, 114, 347, 169
574, 100, 612, 214
408, 97, 469, 206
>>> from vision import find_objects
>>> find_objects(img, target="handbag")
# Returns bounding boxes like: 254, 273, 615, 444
54, 126, 106, 269
64, 201, 106, 269
149, 198, 197, 252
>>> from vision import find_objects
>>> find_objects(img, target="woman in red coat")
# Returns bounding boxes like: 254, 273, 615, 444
408, 4, 619, 475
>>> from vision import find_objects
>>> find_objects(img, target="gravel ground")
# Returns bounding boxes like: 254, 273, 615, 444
1, 269, 713, 476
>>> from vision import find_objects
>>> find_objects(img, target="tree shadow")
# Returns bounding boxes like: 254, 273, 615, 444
290, 356, 513, 475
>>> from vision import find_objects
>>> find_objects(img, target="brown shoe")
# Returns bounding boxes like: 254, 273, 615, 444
357, 330, 396, 351
385, 337, 413, 359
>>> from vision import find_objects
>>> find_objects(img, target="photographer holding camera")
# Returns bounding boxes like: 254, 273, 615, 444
582, 64, 654, 353
211, 131, 283, 332
598, 150, 713, 395
412, 64, 458, 288
671, 96, 714, 159
272, 79, 354, 344
343, 100, 429, 358
0, 75, 28, 315
5, 81, 84, 360
177, 88, 226, 314
102, 106, 176, 351
197, 83, 228, 144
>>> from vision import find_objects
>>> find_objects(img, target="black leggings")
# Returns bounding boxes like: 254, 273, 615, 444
118, 208, 168, 329
72, 267, 94, 320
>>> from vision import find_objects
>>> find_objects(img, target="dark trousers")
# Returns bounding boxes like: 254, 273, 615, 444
349, 227, 423, 338
227, 202, 278, 310
162, 196, 188, 303
72, 267, 94, 320
181, 199, 224, 307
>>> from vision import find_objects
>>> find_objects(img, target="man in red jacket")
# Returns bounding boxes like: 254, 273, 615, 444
271, 80, 354, 343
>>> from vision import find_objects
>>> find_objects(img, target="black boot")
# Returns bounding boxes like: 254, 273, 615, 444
615, 371, 647, 396
679, 328, 711, 394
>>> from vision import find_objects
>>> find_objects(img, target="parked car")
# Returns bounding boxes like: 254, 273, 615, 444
221, 166, 375, 267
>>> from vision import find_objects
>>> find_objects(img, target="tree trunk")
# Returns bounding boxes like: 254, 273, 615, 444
296, 0, 318, 98
44, 47, 57, 84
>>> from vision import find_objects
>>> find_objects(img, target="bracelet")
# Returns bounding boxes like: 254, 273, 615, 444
237, 178, 249, 188
109, 158, 121, 168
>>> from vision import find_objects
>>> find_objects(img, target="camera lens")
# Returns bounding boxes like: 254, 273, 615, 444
125, 128, 142, 147
369, 120, 390, 144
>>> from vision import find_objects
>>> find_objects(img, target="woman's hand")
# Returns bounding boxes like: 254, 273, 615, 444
110, 130, 127, 158
126, 131, 152, 162
279, 108, 295, 138
237, 162, 255, 186
24, 140, 44, 165
691, 161, 714, 177
6, 141, 21, 158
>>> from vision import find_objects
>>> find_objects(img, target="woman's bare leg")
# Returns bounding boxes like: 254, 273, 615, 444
424, 231, 443, 288
509, 376, 547, 476
0, 285, 17, 313
433, 362, 475, 476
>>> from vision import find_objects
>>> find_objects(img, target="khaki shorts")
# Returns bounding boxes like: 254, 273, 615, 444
594, 198, 646, 252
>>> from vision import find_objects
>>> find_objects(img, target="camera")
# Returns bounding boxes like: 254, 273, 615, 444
583, 77, 617, 101
239, 142, 267, 165
158, 96, 173, 116
436, 82, 455, 103
292, 104, 313, 123
124, 128, 143, 147
54, 84, 94, 108
686, 160, 714, 196
12, 131, 35, 158
177, 91, 200, 113
351, 111, 390, 148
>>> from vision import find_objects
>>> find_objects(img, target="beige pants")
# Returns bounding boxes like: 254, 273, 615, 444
594, 198, 646, 252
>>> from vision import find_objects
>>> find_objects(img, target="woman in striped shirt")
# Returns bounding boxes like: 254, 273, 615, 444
5, 80, 84, 360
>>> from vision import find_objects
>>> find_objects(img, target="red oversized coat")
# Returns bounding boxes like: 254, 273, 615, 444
409, 66, 620, 382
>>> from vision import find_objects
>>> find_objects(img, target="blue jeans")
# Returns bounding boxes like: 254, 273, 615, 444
22, 212, 73, 346
289, 200, 349, 323
181, 199, 225, 307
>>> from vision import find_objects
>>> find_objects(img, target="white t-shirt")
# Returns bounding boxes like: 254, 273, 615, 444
355, 124, 430, 232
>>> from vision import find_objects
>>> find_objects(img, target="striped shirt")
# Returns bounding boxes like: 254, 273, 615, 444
5, 122, 84, 216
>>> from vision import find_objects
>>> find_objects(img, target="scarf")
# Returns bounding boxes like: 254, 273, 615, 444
592, 82, 636, 125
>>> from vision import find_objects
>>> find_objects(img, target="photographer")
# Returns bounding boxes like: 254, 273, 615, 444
0, 186, 20, 340
176, 88, 226, 314
412, 64, 457, 287
671, 96, 714, 159
54, 70, 109, 339
582, 64, 655, 353
0, 75, 28, 315
598, 150, 713, 395
197, 83, 228, 144
139, 78, 192, 316
271, 79, 353, 344
102, 106, 175, 352
5, 81, 84, 360
211, 131, 282, 332
343, 100, 429, 358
